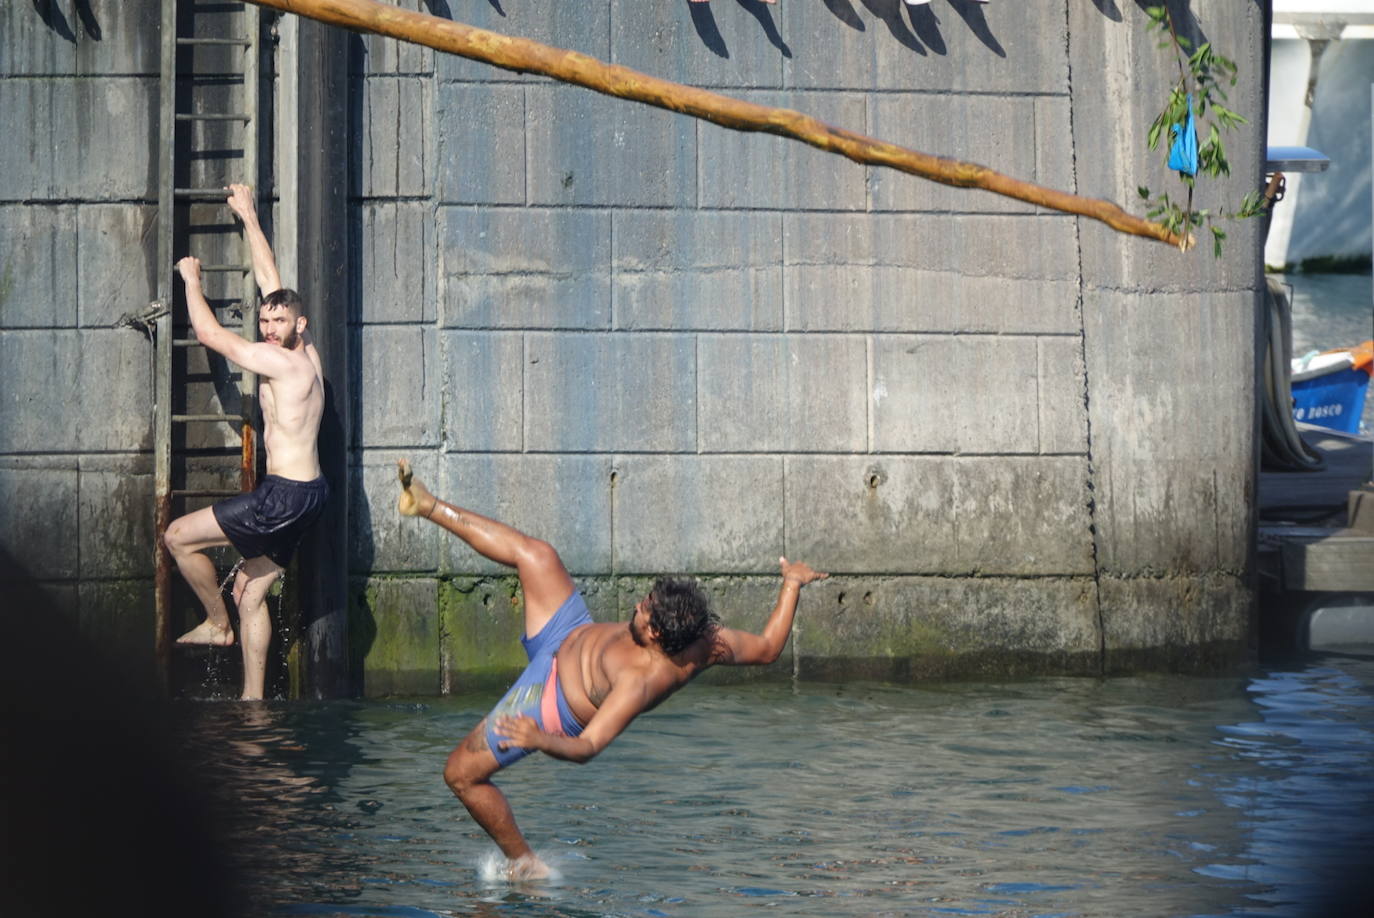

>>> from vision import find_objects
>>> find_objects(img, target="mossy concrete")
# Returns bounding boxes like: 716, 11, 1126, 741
438, 577, 527, 694
352, 578, 441, 696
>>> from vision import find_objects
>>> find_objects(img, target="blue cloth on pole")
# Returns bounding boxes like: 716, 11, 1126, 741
1168, 94, 1198, 176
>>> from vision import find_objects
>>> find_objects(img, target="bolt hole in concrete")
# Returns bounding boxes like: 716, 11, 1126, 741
153, 656, 1374, 916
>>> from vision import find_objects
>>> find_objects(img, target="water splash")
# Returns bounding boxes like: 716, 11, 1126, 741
218, 558, 245, 594
476, 850, 564, 885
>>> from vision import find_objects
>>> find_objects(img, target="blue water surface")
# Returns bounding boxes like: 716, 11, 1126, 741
171, 654, 1374, 917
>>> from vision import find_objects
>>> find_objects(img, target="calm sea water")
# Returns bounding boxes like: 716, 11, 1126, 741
1278, 271, 1374, 434
171, 654, 1374, 918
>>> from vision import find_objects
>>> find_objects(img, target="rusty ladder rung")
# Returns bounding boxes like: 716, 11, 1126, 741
175, 112, 251, 123
173, 413, 245, 424
176, 37, 251, 47
172, 488, 243, 498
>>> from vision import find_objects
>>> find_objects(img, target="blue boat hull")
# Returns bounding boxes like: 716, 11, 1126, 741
1291, 367, 1370, 433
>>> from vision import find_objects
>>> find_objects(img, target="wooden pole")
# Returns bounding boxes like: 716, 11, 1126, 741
245, 0, 1185, 247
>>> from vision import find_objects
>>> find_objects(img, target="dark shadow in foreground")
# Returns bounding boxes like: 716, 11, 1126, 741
1, 559, 243, 917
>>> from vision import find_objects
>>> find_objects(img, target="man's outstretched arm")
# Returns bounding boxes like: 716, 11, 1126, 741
226, 183, 282, 296
713, 557, 828, 666
177, 256, 293, 378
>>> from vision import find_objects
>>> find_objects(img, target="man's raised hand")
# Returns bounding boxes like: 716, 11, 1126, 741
779, 557, 827, 587
225, 183, 257, 223
176, 255, 202, 287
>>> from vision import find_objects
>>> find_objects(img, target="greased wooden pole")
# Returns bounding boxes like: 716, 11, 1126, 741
244, 0, 1185, 247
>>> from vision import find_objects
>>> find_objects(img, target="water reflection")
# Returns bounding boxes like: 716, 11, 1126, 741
170, 659, 1374, 917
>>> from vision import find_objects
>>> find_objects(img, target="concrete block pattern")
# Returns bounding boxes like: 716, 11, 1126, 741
612, 210, 783, 331
78, 580, 157, 674
359, 77, 432, 198
784, 456, 1094, 575
440, 454, 614, 576
1067, 1, 1265, 292
612, 455, 783, 574
526, 85, 696, 208
0, 330, 149, 453
353, 325, 441, 448
794, 575, 1099, 679
871, 335, 1040, 453
435, 2, 611, 83
1037, 335, 1088, 454
352, 577, 441, 697
359, 203, 437, 323
1034, 96, 1077, 208
439, 208, 611, 329
868, 94, 1070, 214
439, 577, 529, 694
436, 84, 526, 205
0, 1, 160, 76
1095, 459, 1226, 575
0, 78, 156, 201
698, 91, 867, 211
441, 332, 524, 452
1099, 574, 1250, 663
353, 0, 432, 75
78, 454, 154, 579
610, 0, 786, 89
349, 450, 443, 573
783, 213, 1079, 333
698, 334, 867, 452
0, 463, 79, 581
0, 205, 77, 327
77, 205, 158, 328
1083, 289, 1254, 574
524, 332, 697, 452
783, 0, 1068, 93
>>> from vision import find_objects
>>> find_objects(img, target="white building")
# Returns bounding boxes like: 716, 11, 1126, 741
1267, 1, 1374, 270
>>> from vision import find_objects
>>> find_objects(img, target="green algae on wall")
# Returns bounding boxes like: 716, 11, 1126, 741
439, 577, 529, 694
352, 578, 442, 696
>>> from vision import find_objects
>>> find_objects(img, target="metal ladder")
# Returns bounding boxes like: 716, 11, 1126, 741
153, 0, 265, 689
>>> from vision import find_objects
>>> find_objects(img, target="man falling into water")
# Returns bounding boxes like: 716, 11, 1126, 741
395, 460, 827, 878
163, 184, 328, 701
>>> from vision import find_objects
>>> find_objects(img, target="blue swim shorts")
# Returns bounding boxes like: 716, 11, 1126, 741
484, 590, 592, 767
212, 474, 329, 568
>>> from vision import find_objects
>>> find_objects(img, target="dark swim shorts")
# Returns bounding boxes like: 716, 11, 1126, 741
212, 474, 329, 568
484, 590, 592, 767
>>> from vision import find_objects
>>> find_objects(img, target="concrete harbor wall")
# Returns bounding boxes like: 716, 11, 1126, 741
0, 1, 162, 676
1, 1, 1266, 696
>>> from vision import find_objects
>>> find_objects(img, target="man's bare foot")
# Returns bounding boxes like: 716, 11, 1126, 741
175, 619, 235, 647
507, 854, 550, 881
396, 459, 437, 518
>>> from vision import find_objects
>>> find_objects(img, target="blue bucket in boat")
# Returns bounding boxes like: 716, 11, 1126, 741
1291, 366, 1370, 433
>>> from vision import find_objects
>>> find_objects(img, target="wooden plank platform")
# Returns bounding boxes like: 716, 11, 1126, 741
1259, 424, 1374, 594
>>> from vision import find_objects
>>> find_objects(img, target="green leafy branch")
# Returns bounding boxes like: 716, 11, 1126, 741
1137, 5, 1265, 256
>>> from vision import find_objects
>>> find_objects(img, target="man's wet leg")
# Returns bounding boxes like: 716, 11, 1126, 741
397, 459, 575, 640
443, 722, 550, 878
233, 556, 282, 700
164, 506, 235, 646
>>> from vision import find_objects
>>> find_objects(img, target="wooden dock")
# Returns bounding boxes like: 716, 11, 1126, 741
1258, 424, 1374, 651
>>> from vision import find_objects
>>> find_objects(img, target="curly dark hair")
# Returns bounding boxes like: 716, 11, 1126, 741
645, 577, 719, 656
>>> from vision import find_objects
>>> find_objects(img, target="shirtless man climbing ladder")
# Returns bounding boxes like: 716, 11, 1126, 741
395, 459, 827, 878
162, 184, 328, 701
